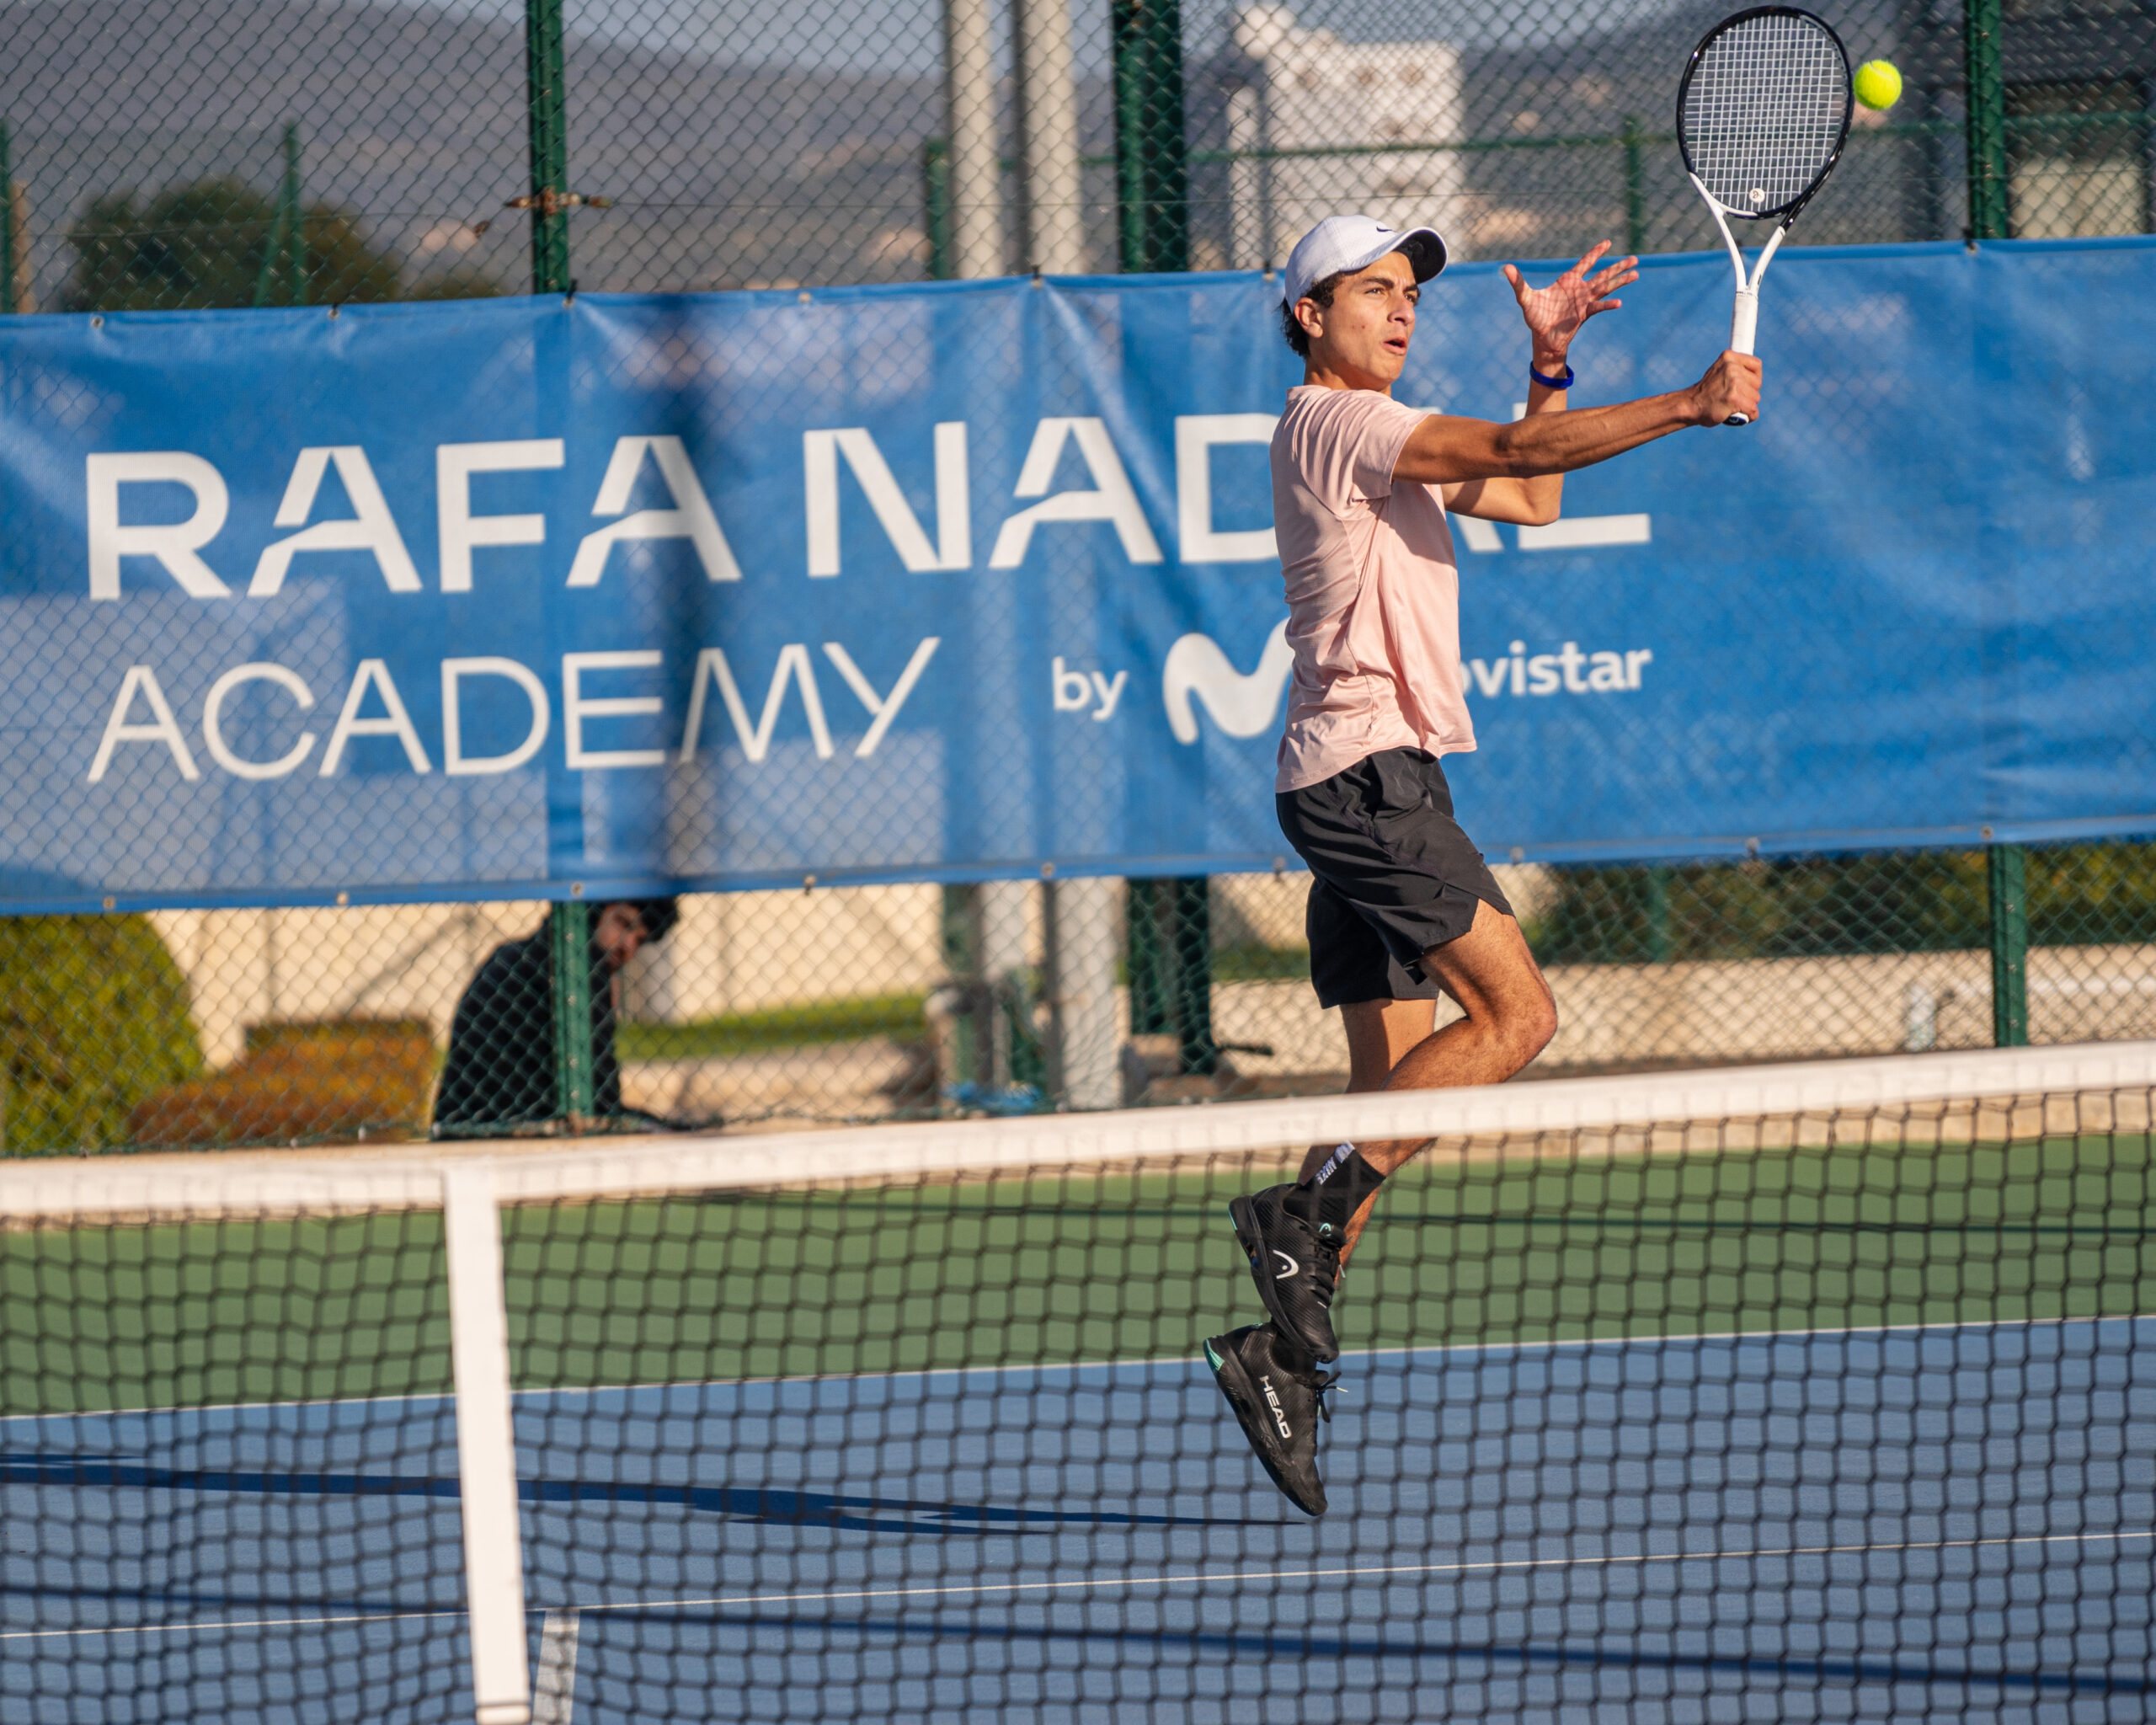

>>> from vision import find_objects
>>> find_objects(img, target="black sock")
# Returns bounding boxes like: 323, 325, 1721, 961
1291, 1143, 1386, 1234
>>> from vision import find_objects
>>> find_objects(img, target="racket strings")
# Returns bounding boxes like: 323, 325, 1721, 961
1681, 12, 1848, 216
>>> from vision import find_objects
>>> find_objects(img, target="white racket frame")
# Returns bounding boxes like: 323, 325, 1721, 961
1677, 5, 1852, 426
1690, 179, 1791, 424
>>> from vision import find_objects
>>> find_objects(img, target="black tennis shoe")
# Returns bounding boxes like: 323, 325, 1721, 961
1205, 1322, 1334, 1516
1230, 1185, 1342, 1364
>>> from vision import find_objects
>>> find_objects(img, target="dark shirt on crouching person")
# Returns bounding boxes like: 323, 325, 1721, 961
432, 898, 680, 1136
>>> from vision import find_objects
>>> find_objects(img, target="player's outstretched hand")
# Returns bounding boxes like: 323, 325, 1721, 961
1690, 350, 1763, 425
1502, 241, 1639, 354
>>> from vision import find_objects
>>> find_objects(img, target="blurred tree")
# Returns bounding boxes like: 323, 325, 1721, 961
1, 915, 202, 1155
63, 179, 499, 310
403, 269, 508, 301
1526, 843, 2156, 965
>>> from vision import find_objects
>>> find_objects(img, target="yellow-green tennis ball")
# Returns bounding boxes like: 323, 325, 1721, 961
1854, 60, 1903, 110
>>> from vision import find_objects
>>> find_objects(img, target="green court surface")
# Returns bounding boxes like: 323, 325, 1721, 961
6, 1126, 2151, 1415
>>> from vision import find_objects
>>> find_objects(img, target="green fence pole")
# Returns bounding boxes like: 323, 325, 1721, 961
281, 123, 305, 307
1621, 116, 1646, 255
1168, 876, 1218, 1076
1113, 1, 1202, 1076
550, 902, 595, 1120
526, 0, 572, 293
1128, 879, 1168, 1034
924, 136, 953, 280
1987, 842, 2030, 1046
1111, 0, 1188, 272
1964, 0, 2009, 239
526, 0, 575, 1121
1967, 0, 2019, 1043
250, 180, 285, 307
0, 121, 13, 316
1644, 862, 1673, 964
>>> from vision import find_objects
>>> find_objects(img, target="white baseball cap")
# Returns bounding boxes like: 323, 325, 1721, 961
1281, 214, 1448, 307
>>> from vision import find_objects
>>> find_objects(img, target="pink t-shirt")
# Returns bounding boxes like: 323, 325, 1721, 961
1272, 385, 1476, 793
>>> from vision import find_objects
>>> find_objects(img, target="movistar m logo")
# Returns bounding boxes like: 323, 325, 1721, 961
1163, 620, 1293, 745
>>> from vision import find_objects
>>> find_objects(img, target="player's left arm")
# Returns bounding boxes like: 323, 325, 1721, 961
1442, 243, 1637, 527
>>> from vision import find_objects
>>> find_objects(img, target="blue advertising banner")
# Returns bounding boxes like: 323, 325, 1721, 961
2, 238, 2153, 911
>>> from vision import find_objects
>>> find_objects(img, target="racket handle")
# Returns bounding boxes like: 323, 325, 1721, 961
1725, 286, 1758, 425
1729, 286, 1758, 355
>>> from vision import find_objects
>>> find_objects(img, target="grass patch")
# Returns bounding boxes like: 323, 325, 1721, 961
1209, 943, 1310, 983
616, 993, 927, 1060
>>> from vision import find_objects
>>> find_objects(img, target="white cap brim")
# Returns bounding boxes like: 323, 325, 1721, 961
1282, 222, 1448, 307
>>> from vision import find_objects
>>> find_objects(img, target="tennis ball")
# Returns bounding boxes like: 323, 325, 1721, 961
1854, 60, 1903, 111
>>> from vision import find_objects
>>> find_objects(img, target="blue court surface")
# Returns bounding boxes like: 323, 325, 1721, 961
6, 1315, 2153, 1723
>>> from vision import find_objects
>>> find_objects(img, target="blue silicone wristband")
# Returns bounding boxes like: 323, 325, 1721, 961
1530, 361, 1575, 390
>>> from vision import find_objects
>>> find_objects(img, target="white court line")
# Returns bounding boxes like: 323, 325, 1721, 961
9, 1526, 2153, 1642
0, 1605, 467, 1643
533, 1525, 2156, 1618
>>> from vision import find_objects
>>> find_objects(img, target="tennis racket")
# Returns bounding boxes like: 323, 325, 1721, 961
1676, 6, 1853, 424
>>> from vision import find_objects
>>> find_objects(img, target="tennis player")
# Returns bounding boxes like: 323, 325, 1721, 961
1206, 215, 1762, 1514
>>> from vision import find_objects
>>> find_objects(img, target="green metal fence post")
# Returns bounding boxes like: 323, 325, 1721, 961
529, 0, 577, 1122
550, 902, 595, 1120
1168, 876, 1218, 1076
1988, 841, 2030, 1046
1621, 115, 1646, 255
924, 136, 953, 280
251, 125, 305, 309
1113, 0, 1204, 1079
1644, 863, 1673, 964
1128, 879, 1168, 1034
1966, 0, 2020, 1044
526, 0, 572, 293
1111, 0, 1188, 272
281, 123, 305, 307
0, 121, 13, 315
1964, 0, 2009, 240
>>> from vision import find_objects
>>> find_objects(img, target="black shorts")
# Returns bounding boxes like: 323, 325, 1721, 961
1275, 747, 1514, 1009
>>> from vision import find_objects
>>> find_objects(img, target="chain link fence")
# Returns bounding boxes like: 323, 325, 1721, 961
3, 0, 2152, 1153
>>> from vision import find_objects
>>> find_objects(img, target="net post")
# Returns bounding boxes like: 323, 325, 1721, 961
524, 0, 571, 293
550, 902, 595, 1122
1988, 842, 2030, 1045
1962, 0, 2008, 239
442, 1163, 532, 1725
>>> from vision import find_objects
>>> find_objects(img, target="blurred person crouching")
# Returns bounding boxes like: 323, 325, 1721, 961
432, 898, 698, 1136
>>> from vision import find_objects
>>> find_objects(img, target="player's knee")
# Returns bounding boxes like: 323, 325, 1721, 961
1498, 990, 1557, 1074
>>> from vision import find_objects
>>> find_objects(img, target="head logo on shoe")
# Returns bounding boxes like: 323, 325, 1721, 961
1207, 1324, 1330, 1516
1273, 1251, 1299, 1279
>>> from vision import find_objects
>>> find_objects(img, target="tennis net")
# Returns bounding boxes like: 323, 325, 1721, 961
6, 1041, 2154, 1723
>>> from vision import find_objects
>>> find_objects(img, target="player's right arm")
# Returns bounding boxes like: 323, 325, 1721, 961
1393, 351, 1762, 486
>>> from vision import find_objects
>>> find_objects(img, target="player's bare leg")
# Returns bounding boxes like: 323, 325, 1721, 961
1299, 898, 1556, 1262
1234, 900, 1554, 1360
